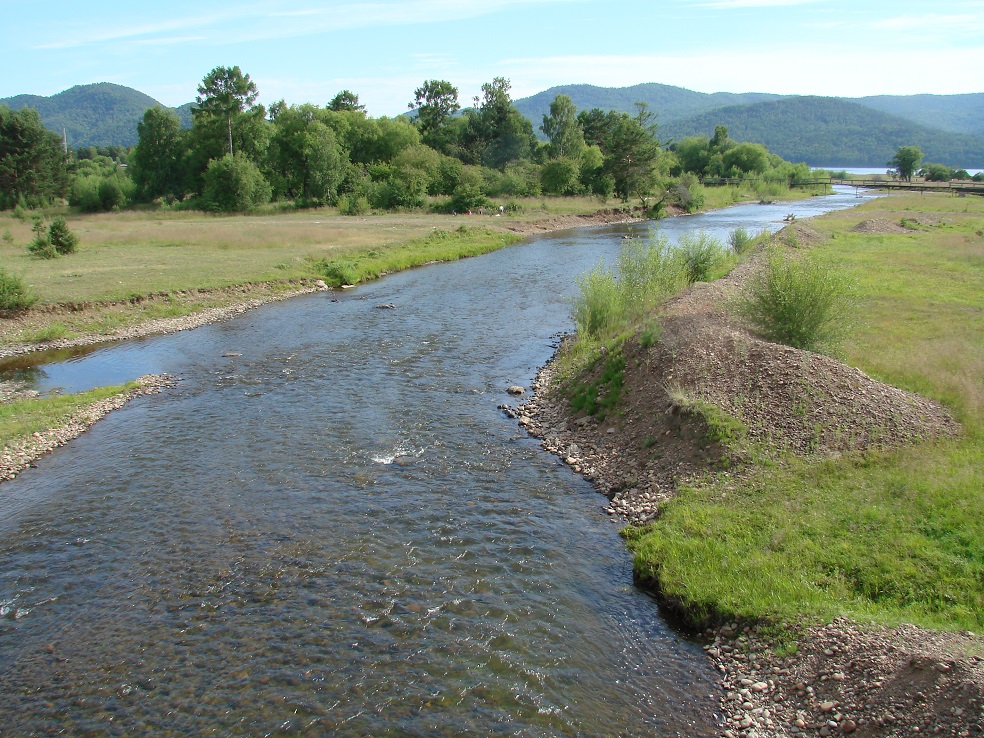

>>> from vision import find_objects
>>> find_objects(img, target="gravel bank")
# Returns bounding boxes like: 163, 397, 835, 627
0, 374, 176, 483
507, 227, 982, 737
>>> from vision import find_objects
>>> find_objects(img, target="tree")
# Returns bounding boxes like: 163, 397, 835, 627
0, 106, 69, 208
328, 90, 365, 113
541, 94, 585, 160
194, 66, 259, 156
130, 106, 184, 200
602, 104, 663, 202
409, 80, 460, 137
722, 142, 770, 176
888, 145, 923, 182
464, 77, 535, 169
267, 104, 347, 204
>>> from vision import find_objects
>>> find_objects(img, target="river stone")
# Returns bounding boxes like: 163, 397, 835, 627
507, 385, 525, 396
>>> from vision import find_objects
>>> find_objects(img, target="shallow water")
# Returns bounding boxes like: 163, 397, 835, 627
0, 189, 876, 735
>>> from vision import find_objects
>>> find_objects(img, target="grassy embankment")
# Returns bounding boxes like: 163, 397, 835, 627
622, 193, 983, 632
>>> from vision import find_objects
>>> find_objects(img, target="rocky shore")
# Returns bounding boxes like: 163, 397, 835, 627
0, 374, 175, 483
507, 226, 983, 737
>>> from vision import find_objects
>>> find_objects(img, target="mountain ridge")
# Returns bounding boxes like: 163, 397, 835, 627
3, 81, 982, 167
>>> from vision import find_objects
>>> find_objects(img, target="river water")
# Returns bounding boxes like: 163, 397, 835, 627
0, 189, 875, 735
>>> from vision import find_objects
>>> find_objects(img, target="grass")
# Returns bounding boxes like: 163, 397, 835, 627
624, 192, 984, 631
313, 225, 522, 286
0, 382, 139, 446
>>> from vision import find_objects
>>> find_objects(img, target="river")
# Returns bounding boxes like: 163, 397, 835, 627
0, 188, 877, 735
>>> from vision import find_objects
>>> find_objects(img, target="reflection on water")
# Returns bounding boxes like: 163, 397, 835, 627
0, 189, 877, 734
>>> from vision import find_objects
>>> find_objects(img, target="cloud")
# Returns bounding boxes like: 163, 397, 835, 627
686, 0, 820, 7
38, 0, 582, 49
871, 13, 984, 33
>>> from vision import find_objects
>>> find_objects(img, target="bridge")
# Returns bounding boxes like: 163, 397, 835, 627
702, 177, 984, 196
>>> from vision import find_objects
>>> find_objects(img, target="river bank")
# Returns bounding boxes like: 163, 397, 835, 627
0, 207, 646, 486
512, 200, 984, 736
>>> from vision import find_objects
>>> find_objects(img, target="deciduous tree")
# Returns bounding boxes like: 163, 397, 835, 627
889, 145, 923, 182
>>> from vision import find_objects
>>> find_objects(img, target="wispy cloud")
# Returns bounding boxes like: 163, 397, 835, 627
688, 0, 820, 8
871, 13, 984, 33
38, 0, 582, 50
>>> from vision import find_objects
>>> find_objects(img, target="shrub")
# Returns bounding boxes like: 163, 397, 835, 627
338, 194, 371, 216
736, 248, 856, 352
0, 268, 36, 311
571, 234, 687, 341
48, 216, 79, 254
202, 154, 272, 212
316, 260, 360, 287
677, 230, 724, 283
728, 227, 753, 254
673, 173, 705, 213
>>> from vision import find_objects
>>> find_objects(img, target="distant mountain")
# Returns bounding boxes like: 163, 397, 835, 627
516, 84, 984, 168
5, 81, 983, 168
658, 96, 984, 168
0, 83, 191, 149
852, 93, 984, 138
514, 82, 785, 128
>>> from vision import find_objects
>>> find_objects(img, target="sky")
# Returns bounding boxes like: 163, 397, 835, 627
3, 0, 982, 116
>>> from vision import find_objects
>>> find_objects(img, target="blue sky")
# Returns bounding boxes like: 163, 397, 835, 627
5, 0, 982, 115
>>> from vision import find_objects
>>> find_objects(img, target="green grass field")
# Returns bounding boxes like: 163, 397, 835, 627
625, 192, 984, 631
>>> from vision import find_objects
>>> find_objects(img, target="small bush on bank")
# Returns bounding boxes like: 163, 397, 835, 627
0, 268, 37, 312
678, 230, 725, 283
571, 234, 687, 342
736, 248, 856, 352
728, 227, 753, 254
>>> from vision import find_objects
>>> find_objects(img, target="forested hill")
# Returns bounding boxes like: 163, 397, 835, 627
0, 83, 191, 148
850, 93, 984, 138
514, 83, 785, 126
657, 97, 984, 168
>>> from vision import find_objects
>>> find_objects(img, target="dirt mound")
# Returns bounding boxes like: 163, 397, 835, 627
851, 218, 910, 234
518, 238, 958, 524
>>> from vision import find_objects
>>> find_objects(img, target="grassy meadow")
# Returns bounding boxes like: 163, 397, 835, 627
625, 192, 984, 631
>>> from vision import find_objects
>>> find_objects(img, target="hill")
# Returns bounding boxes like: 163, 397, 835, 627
854, 93, 984, 138
658, 96, 984, 168
514, 82, 784, 127
0, 83, 190, 149
516, 84, 984, 168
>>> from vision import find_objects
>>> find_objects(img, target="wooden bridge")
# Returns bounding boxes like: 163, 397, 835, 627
702, 177, 984, 196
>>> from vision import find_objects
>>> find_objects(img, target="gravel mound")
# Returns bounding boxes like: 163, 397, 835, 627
511, 230, 978, 737
850, 219, 910, 234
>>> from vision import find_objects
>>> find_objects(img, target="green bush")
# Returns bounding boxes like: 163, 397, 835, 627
572, 234, 687, 341
727, 227, 753, 254
677, 230, 724, 283
202, 154, 272, 212
0, 268, 36, 311
736, 249, 856, 352
316, 260, 361, 287
338, 194, 371, 216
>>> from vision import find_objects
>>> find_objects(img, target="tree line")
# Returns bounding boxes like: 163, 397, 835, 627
4, 66, 824, 214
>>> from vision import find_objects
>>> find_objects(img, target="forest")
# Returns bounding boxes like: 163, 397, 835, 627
3, 66, 825, 215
